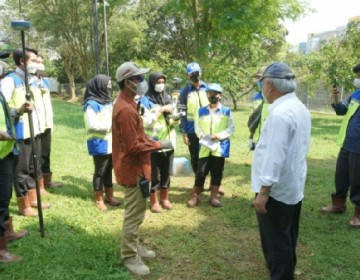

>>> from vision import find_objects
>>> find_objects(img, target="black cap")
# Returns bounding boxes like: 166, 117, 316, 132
0, 51, 10, 59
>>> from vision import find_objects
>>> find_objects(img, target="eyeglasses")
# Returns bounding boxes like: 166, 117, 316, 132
129, 75, 144, 83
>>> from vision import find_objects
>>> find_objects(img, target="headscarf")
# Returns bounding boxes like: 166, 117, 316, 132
83, 74, 111, 105
145, 72, 170, 106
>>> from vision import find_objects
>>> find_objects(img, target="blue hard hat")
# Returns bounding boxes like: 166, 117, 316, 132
186, 62, 201, 74
206, 83, 223, 94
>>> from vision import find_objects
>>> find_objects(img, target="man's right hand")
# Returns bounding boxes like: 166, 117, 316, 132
182, 133, 189, 146
159, 140, 173, 150
17, 101, 33, 115
0, 130, 12, 141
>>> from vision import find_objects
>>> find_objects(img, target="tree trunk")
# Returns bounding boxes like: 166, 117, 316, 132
232, 97, 237, 111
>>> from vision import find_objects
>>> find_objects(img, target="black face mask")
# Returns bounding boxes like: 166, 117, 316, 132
190, 72, 200, 83
209, 96, 219, 104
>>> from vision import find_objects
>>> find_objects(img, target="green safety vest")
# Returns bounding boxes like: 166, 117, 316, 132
337, 97, 360, 146
0, 93, 15, 159
186, 89, 209, 122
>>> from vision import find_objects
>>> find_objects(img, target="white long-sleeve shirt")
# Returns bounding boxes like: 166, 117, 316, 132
251, 92, 311, 205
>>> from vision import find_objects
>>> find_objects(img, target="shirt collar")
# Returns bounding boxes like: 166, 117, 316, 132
268, 92, 296, 114
119, 91, 137, 108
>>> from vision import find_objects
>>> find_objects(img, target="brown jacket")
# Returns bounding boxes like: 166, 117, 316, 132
112, 92, 161, 186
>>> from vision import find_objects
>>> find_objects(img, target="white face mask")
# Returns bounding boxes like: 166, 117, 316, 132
36, 63, 45, 75
27, 63, 38, 74
353, 78, 360, 89
154, 83, 165, 93
0, 65, 3, 76
128, 80, 149, 96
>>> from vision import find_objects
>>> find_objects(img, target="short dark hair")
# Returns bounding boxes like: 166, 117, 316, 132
118, 80, 126, 90
352, 63, 360, 73
13, 47, 38, 66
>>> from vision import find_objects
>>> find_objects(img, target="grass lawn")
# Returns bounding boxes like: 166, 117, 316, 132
2, 96, 360, 280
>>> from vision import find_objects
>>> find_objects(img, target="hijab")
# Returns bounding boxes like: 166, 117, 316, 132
145, 72, 171, 106
83, 74, 111, 105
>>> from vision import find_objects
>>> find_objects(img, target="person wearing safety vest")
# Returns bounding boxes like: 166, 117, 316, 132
187, 83, 235, 208
83, 74, 120, 211
140, 72, 177, 213
0, 51, 29, 263
321, 63, 360, 228
0, 48, 50, 216
36, 55, 63, 188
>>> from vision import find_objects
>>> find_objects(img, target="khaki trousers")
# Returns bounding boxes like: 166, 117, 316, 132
121, 185, 146, 259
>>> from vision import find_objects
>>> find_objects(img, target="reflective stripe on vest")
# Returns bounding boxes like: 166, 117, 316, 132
198, 106, 230, 158
337, 95, 360, 146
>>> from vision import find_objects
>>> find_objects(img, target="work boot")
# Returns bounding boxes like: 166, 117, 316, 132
209, 185, 221, 207
104, 187, 121, 206
17, 196, 37, 217
160, 188, 173, 210
38, 178, 50, 196
137, 245, 156, 259
187, 186, 202, 208
349, 207, 360, 227
123, 255, 150, 276
321, 194, 346, 213
218, 186, 225, 196
94, 191, 107, 211
28, 189, 51, 209
150, 192, 161, 213
4, 217, 29, 243
43, 172, 63, 188
0, 236, 22, 264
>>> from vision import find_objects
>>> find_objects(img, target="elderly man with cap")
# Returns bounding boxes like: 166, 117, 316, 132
251, 62, 311, 280
321, 63, 360, 228
187, 83, 234, 208
112, 61, 173, 276
0, 51, 29, 263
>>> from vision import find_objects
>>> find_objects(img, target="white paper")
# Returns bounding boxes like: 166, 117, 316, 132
199, 135, 219, 152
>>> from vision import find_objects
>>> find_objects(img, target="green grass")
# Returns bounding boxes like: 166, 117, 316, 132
2, 97, 360, 279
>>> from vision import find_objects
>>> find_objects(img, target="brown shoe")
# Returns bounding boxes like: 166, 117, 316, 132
43, 172, 63, 188
28, 189, 51, 209
94, 191, 107, 211
321, 194, 346, 213
17, 196, 37, 217
218, 186, 225, 196
4, 217, 29, 243
150, 192, 162, 213
38, 178, 50, 196
0, 236, 22, 264
187, 186, 202, 208
160, 188, 173, 210
209, 185, 221, 208
349, 207, 360, 227
104, 187, 121, 206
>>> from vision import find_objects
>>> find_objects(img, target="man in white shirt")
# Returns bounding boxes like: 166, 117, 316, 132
251, 62, 311, 280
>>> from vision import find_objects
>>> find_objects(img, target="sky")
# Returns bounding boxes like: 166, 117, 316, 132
284, 0, 360, 44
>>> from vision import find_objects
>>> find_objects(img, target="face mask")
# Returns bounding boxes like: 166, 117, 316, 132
36, 63, 45, 75
354, 78, 360, 89
154, 83, 165, 93
27, 63, 38, 74
128, 80, 149, 96
190, 72, 200, 83
0, 65, 3, 76
208, 95, 220, 104
261, 89, 270, 103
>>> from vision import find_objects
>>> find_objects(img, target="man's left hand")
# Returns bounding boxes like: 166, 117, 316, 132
253, 194, 269, 214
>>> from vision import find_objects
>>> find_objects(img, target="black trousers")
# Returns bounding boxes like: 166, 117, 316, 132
334, 148, 360, 206
92, 154, 113, 191
41, 128, 52, 173
187, 133, 199, 173
256, 197, 302, 280
14, 136, 42, 197
194, 156, 225, 187
150, 150, 174, 192
0, 153, 17, 236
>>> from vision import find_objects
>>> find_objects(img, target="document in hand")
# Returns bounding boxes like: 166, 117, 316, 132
199, 135, 219, 152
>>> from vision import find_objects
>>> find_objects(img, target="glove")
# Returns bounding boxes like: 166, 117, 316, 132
248, 139, 256, 151
159, 140, 173, 150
